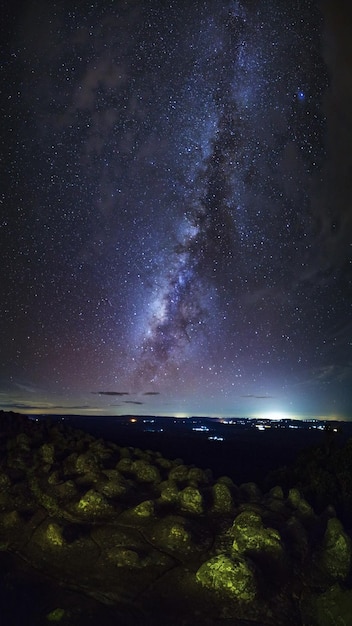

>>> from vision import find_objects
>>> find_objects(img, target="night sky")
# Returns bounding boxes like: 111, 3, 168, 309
1, 0, 351, 419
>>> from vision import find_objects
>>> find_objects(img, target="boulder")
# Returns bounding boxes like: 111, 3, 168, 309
131, 459, 161, 484
75, 489, 113, 519
179, 486, 204, 515
211, 481, 234, 514
196, 554, 257, 603
168, 464, 189, 483
314, 517, 351, 583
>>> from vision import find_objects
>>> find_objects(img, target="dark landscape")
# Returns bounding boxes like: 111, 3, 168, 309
1, 410, 352, 625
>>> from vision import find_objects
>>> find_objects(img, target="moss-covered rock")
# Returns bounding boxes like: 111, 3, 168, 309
155, 456, 173, 470
158, 479, 180, 504
1, 510, 21, 529
285, 516, 309, 562
46, 522, 65, 547
229, 510, 285, 580
231, 511, 283, 557
149, 517, 194, 556
229, 510, 263, 535
15, 432, 31, 451
97, 471, 129, 498
55, 480, 79, 502
46, 607, 66, 622
168, 464, 189, 483
116, 457, 133, 474
287, 488, 314, 518
132, 499, 155, 518
107, 547, 140, 567
211, 481, 234, 514
132, 459, 161, 484
187, 467, 208, 485
40, 443, 55, 465
179, 485, 204, 515
240, 482, 262, 502
266, 485, 285, 513
0, 471, 11, 492
232, 524, 283, 560
75, 452, 99, 475
75, 489, 113, 518
315, 517, 351, 582
196, 554, 257, 603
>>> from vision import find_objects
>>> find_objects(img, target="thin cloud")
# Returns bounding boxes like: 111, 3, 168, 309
143, 391, 160, 396
241, 395, 274, 399
0, 402, 91, 411
123, 400, 144, 405
91, 391, 130, 396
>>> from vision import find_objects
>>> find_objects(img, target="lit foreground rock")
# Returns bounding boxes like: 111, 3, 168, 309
1, 412, 352, 625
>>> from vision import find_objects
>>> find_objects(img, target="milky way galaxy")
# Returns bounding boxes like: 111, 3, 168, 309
1, 0, 351, 418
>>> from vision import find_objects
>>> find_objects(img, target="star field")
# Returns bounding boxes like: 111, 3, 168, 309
1, 0, 351, 418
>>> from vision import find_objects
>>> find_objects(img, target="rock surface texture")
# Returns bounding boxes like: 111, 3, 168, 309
0, 411, 352, 625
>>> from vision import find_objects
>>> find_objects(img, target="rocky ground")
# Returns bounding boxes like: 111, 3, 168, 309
0, 411, 352, 625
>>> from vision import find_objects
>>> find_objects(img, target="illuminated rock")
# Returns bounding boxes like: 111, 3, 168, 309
46, 522, 65, 547
116, 457, 133, 474
231, 510, 282, 554
131, 499, 155, 517
75, 489, 113, 518
315, 517, 351, 583
131, 459, 161, 484
106, 547, 140, 567
179, 485, 204, 515
148, 516, 194, 556
158, 479, 180, 504
97, 470, 129, 498
240, 482, 262, 502
187, 467, 209, 485
46, 608, 66, 622
211, 481, 234, 514
0, 471, 10, 491
40, 442, 55, 465
196, 554, 257, 603
168, 463, 189, 483
287, 488, 314, 518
